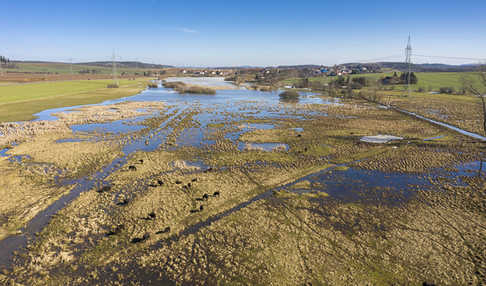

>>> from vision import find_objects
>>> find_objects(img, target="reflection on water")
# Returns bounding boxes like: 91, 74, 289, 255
279, 96, 299, 104
28, 78, 339, 151
164, 77, 236, 88
284, 167, 426, 205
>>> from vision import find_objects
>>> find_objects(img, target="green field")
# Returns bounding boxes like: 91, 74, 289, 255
280, 72, 484, 93
0, 79, 148, 122
12, 62, 146, 75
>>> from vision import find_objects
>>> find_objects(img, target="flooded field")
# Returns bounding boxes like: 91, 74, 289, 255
0, 77, 484, 285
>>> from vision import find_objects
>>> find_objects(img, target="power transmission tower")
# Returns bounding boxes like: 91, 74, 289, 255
0, 55, 4, 76
112, 50, 118, 86
405, 35, 412, 97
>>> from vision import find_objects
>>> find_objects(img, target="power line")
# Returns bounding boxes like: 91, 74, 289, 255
413, 54, 486, 62
340, 54, 403, 64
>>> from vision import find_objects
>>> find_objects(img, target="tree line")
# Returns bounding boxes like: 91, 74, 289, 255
0, 56, 17, 68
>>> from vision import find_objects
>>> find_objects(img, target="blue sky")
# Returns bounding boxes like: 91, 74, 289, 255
1, 0, 485, 66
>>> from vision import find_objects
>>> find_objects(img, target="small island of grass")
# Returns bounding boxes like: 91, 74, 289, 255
279, 90, 300, 103
163, 81, 216, 95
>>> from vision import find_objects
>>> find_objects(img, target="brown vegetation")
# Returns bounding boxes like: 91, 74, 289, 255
163, 81, 216, 95
0, 92, 484, 285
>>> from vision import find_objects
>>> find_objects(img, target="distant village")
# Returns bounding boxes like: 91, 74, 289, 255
176, 63, 381, 79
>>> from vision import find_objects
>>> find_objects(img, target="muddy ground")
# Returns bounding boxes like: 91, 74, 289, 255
0, 84, 484, 285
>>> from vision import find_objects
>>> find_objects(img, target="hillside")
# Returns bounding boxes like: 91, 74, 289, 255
376, 62, 481, 72
76, 61, 173, 69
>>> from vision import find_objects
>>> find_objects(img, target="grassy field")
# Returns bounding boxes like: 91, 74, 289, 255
0, 79, 148, 122
280, 72, 484, 93
13, 62, 142, 75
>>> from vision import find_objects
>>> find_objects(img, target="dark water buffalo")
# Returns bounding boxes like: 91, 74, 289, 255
156, 226, 171, 234
131, 233, 150, 244
96, 185, 111, 193
116, 198, 129, 206
105, 224, 124, 237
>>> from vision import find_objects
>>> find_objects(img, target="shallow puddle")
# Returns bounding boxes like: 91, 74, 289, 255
423, 135, 445, 141
282, 167, 427, 205
55, 138, 88, 143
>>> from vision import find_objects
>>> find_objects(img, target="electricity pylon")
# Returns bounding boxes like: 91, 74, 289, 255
405, 35, 412, 97
112, 50, 118, 86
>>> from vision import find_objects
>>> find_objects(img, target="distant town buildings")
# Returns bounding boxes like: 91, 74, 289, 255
178, 69, 229, 76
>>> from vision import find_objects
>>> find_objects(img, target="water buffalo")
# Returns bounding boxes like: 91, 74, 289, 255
130, 233, 150, 244
204, 167, 213, 173
116, 198, 129, 206
148, 211, 156, 219
128, 165, 137, 171
156, 226, 171, 234
105, 224, 124, 237
96, 185, 111, 193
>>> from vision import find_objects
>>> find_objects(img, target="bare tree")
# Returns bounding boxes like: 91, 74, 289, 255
463, 66, 486, 135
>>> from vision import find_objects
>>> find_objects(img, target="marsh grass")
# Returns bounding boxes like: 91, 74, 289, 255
10, 133, 123, 177
162, 81, 216, 95
182, 85, 216, 95
279, 90, 300, 99
3, 90, 485, 285
0, 101, 164, 146
162, 81, 186, 89
0, 157, 73, 240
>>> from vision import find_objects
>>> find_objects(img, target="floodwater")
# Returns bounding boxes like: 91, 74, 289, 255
163, 77, 236, 88
32, 78, 335, 151
0, 77, 483, 269
0, 78, 337, 267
